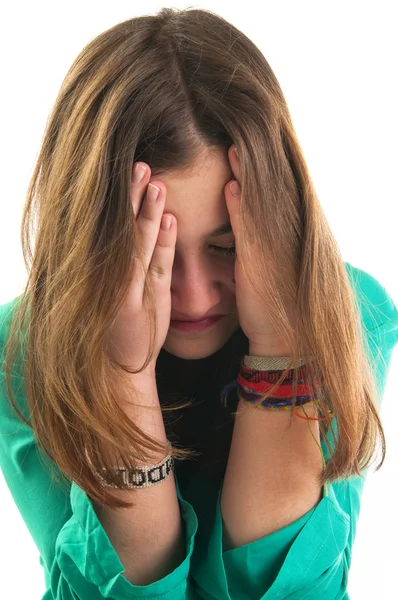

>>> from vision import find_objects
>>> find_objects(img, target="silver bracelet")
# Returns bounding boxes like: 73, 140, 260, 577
86, 440, 174, 489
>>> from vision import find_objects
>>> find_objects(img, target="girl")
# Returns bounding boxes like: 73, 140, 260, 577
1, 7, 397, 599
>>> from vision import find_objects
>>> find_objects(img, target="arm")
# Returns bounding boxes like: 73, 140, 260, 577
192, 265, 398, 599
91, 374, 185, 586
220, 347, 324, 551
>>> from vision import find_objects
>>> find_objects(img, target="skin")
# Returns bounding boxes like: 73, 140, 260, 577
148, 147, 240, 373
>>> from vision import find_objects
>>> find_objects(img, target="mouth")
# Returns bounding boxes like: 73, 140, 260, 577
169, 315, 224, 332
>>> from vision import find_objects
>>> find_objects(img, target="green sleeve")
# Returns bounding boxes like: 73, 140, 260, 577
0, 372, 199, 599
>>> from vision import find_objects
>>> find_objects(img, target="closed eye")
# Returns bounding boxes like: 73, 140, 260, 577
210, 244, 236, 256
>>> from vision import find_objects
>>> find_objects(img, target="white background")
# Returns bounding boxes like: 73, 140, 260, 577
0, 1, 397, 598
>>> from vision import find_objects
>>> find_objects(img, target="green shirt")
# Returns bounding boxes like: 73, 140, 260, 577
1, 261, 397, 599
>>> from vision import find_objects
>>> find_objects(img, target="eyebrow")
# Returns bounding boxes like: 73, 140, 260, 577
209, 221, 233, 236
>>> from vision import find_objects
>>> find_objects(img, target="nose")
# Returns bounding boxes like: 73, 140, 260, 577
171, 255, 224, 318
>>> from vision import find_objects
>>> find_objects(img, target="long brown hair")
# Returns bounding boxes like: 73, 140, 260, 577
1, 7, 384, 509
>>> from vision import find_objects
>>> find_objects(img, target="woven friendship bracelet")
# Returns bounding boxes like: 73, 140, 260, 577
221, 355, 334, 422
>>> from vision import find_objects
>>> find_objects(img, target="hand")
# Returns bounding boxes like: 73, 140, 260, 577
224, 145, 295, 356
105, 162, 176, 375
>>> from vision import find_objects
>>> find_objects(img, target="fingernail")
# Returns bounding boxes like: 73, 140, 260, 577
229, 181, 240, 197
161, 215, 172, 230
148, 183, 161, 201
133, 163, 147, 184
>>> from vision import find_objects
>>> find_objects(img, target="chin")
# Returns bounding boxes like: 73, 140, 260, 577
162, 340, 222, 360
162, 328, 237, 360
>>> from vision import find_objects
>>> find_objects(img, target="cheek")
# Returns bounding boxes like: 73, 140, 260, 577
223, 266, 236, 294
225, 260, 236, 287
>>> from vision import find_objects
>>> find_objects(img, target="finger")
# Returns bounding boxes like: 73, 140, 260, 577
132, 181, 167, 300
133, 212, 176, 304
224, 178, 241, 239
228, 145, 241, 181
130, 162, 151, 218
148, 214, 176, 283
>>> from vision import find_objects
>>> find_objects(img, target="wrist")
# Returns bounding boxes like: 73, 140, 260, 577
119, 371, 159, 408
248, 344, 292, 358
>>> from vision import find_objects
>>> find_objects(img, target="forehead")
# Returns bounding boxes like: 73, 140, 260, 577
149, 150, 234, 238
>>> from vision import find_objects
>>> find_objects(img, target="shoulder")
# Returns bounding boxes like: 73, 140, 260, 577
0, 294, 25, 371
0, 294, 23, 328
344, 261, 398, 348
